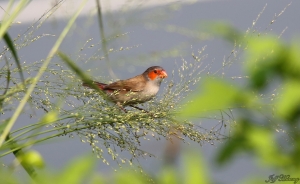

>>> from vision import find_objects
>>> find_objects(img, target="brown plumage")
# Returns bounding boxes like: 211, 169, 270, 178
83, 66, 167, 110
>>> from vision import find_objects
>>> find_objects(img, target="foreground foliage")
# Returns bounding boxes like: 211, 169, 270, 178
0, 1, 298, 183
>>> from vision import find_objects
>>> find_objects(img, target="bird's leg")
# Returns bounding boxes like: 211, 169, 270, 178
129, 105, 148, 113
130, 105, 157, 119
116, 102, 127, 113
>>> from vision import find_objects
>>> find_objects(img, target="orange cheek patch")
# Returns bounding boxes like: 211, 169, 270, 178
148, 71, 157, 80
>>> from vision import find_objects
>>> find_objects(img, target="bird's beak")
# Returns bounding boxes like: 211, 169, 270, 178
160, 70, 168, 78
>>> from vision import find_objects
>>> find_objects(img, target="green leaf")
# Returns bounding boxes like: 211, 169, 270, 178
276, 79, 300, 122
217, 120, 290, 167
246, 125, 290, 167
245, 36, 283, 89
283, 39, 300, 79
39, 111, 58, 124
0, 166, 19, 184
90, 175, 105, 184
206, 22, 243, 43
183, 151, 209, 184
56, 154, 96, 184
18, 150, 45, 168
158, 166, 178, 184
180, 78, 244, 118
114, 169, 149, 184
216, 119, 249, 164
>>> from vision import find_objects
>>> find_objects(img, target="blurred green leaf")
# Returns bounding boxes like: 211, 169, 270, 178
276, 79, 300, 122
114, 169, 149, 184
90, 175, 105, 184
216, 119, 249, 164
180, 78, 254, 118
206, 22, 243, 43
0, 166, 19, 184
183, 151, 209, 184
245, 36, 282, 89
39, 111, 58, 124
55, 154, 96, 184
33, 154, 97, 184
217, 120, 290, 167
246, 124, 290, 167
245, 36, 300, 89
18, 150, 45, 168
283, 39, 300, 79
158, 166, 178, 184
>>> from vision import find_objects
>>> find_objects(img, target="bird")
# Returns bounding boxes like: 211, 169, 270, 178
83, 66, 167, 112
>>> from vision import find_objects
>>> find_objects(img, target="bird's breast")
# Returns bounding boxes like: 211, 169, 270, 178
142, 82, 160, 97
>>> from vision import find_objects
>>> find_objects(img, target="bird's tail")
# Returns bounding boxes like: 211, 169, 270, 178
82, 81, 107, 90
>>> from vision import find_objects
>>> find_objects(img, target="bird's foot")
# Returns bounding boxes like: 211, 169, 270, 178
129, 105, 149, 113
116, 103, 127, 113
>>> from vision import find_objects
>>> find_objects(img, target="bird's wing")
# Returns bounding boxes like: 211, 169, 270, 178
104, 75, 146, 92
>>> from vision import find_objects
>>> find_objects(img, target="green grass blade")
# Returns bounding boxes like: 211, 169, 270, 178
57, 51, 106, 96
3, 32, 25, 83
0, 0, 29, 39
57, 52, 92, 83
95, 0, 116, 79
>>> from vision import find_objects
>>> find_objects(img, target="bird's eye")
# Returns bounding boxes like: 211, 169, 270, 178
154, 70, 157, 73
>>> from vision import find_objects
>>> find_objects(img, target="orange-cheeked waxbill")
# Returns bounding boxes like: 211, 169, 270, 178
83, 66, 167, 110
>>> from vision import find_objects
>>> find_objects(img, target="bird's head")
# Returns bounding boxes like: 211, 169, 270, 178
144, 66, 167, 84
